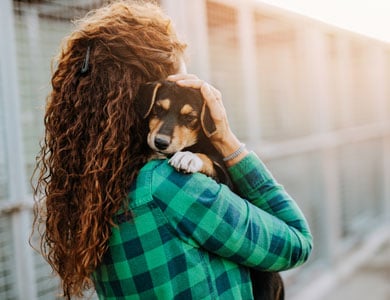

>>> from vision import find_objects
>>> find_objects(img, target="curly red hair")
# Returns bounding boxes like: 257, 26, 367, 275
32, 1, 186, 298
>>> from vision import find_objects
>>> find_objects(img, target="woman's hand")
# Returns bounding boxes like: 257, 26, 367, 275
167, 74, 248, 166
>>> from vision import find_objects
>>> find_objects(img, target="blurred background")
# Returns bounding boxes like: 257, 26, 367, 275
0, 0, 389, 299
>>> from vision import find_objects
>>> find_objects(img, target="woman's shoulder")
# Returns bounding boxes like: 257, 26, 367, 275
145, 158, 222, 200
146, 158, 217, 185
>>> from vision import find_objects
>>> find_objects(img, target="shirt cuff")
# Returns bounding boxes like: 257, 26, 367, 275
228, 151, 276, 196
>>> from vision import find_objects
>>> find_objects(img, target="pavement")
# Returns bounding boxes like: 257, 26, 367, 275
319, 241, 390, 300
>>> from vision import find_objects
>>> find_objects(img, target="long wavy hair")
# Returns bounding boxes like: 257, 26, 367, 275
31, 1, 186, 298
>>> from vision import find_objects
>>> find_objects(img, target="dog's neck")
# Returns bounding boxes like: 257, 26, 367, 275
149, 151, 169, 160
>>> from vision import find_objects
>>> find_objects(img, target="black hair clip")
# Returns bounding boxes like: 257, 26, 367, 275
80, 46, 91, 74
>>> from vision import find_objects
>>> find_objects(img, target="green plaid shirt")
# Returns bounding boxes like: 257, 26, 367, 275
92, 152, 312, 299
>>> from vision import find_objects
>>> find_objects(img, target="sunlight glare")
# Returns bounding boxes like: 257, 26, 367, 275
258, 0, 390, 43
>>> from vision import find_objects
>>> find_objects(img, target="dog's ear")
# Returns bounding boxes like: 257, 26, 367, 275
201, 102, 217, 137
136, 82, 162, 118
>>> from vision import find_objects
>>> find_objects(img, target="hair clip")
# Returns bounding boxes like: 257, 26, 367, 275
80, 46, 91, 74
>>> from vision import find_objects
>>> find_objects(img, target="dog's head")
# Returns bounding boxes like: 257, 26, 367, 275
136, 81, 216, 155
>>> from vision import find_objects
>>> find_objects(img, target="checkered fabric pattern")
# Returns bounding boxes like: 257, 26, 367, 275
92, 152, 312, 299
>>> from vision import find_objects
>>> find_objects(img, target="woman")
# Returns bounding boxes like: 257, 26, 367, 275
32, 1, 312, 299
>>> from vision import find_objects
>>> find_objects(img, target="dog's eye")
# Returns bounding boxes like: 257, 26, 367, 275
181, 114, 197, 123
153, 105, 165, 115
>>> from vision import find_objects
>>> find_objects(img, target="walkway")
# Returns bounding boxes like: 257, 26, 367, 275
320, 241, 390, 300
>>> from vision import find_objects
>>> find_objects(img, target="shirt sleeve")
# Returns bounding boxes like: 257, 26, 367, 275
151, 152, 313, 272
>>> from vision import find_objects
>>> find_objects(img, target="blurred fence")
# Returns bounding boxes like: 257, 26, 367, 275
0, 0, 389, 299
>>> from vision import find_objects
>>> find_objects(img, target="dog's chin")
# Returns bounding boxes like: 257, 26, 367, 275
163, 143, 195, 155
148, 144, 191, 158
155, 147, 183, 156
147, 137, 196, 157
147, 143, 180, 157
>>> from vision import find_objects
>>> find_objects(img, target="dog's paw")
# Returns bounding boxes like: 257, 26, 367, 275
168, 151, 203, 174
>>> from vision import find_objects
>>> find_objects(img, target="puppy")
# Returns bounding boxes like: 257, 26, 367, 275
136, 80, 231, 186
136, 80, 284, 300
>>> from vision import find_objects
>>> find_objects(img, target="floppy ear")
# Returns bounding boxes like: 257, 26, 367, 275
136, 82, 162, 119
201, 102, 217, 137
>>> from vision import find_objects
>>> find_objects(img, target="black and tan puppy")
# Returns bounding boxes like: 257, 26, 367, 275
137, 80, 231, 186
137, 80, 284, 300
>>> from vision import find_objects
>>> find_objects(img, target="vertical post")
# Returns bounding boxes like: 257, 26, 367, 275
365, 45, 388, 121
336, 38, 354, 128
237, 0, 261, 145
299, 28, 342, 262
367, 45, 390, 223
161, 0, 211, 81
372, 47, 390, 224
384, 136, 390, 224
298, 28, 330, 133
0, 0, 37, 299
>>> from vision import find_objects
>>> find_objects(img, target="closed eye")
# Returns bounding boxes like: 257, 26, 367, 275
152, 105, 165, 116
153, 99, 170, 116
181, 114, 197, 123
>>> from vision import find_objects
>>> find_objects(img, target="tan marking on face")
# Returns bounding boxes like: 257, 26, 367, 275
147, 117, 164, 151
156, 99, 170, 111
170, 125, 199, 152
180, 104, 194, 115
148, 117, 162, 134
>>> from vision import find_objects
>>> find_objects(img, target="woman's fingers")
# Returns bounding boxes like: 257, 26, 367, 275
176, 79, 204, 88
200, 84, 224, 121
168, 73, 225, 123
167, 73, 198, 82
169, 75, 225, 122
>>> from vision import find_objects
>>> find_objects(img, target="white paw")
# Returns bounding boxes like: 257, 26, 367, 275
168, 151, 203, 173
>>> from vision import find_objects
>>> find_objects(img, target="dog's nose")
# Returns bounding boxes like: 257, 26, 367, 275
154, 137, 170, 150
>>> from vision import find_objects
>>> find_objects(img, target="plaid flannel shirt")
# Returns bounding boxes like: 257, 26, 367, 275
92, 152, 312, 299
